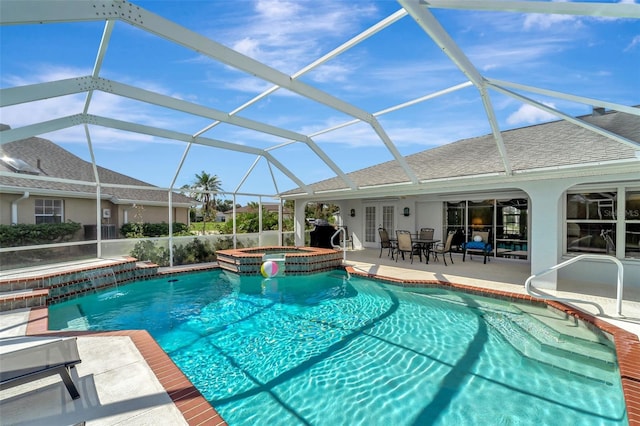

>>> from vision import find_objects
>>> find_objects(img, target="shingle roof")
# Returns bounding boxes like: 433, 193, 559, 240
0, 134, 196, 205
285, 109, 639, 194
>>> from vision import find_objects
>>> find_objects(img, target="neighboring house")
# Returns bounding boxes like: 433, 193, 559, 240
282, 108, 640, 292
0, 126, 196, 239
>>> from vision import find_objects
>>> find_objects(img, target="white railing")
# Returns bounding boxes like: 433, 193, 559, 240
332, 228, 347, 261
525, 254, 624, 316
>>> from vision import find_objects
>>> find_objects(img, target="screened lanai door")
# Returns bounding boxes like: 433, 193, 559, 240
364, 204, 395, 248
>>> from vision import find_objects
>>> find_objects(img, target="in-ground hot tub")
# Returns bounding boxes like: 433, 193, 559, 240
216, 246, 343, 275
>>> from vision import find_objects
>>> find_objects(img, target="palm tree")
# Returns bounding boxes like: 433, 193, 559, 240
189, 171, 222, 234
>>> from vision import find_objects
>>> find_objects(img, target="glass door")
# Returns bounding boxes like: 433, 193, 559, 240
496, 198, 528, 259
364, 204, 395, 247
444, 201, 466, 250
382, 205, 395, 237
365, 205, 377, 245
443, 198, 529, 259
467, 199, 494, 241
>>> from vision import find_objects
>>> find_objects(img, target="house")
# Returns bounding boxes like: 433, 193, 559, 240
282, 108, 640, 293
0, 126, 196, 239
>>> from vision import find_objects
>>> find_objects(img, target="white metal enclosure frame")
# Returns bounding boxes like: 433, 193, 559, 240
1, 0, 639, 203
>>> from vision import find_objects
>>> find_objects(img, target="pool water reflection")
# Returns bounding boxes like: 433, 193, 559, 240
48, 270, 627, 426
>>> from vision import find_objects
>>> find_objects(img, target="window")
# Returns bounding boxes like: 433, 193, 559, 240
566, 192, 616, 255
35, 199, 63, 224
625, 191, 640, 259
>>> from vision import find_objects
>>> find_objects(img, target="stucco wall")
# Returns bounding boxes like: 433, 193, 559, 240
0, 194, 189, 228
123, 205, 189, 224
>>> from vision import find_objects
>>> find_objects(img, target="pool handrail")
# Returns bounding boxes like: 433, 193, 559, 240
525, 254, 624, 317
331, 228, 348, 261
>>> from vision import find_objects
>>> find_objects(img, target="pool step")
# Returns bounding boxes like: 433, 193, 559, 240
409, 291, 617, 383
0, 288, 49, 312
483, 308, 617, 383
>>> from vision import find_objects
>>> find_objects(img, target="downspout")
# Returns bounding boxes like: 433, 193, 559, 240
122, 205, 134, 224
11, 191, 29, 224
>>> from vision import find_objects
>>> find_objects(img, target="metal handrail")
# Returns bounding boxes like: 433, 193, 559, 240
332, 228, 347, 261
525, 254, 624, 316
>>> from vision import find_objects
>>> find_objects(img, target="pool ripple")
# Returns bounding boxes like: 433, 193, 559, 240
48, 271, 627, 426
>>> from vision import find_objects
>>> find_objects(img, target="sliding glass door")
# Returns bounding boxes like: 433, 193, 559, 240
444, 198, 528, 260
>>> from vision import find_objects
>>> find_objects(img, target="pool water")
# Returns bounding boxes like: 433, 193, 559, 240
49, 270, 627, 425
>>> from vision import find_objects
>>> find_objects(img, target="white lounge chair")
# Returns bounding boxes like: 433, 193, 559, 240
0, 336, 82, 400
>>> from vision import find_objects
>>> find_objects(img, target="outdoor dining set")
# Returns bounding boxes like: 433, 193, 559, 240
378, 227, 493, 266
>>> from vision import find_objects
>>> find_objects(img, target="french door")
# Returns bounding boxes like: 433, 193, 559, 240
364, 204, 395, 248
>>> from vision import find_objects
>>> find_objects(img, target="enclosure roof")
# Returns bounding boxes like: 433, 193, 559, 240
0, 0, 639, 200
282, 108, 640, 199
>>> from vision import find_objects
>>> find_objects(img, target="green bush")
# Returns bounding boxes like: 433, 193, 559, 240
213, 236, 241, 250
129, 240, 170, 266
120, 222, 190, 238
130, 237, 217, 266
0, 222, 82, 247
173, 238, 217, 265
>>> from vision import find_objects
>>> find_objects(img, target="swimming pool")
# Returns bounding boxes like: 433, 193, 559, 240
48, 270, 627, 425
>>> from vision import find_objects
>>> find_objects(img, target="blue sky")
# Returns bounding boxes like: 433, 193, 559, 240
1, 0, 639, 203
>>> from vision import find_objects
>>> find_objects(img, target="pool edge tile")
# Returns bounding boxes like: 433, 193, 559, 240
25, 309, 226, 426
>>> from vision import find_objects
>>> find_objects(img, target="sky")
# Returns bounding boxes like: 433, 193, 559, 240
1, 0, 639, 204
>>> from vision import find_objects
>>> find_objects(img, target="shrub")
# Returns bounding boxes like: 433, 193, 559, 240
0, 221, 82, 247
130, 237, 216, 266
214, 236, 241, 250
120, 222, 190, 238
173, 238, 216, 265
129, 240, 170, 266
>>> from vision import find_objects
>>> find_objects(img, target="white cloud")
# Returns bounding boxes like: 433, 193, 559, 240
506, 103, 557, 126
523, 14, 579, 31
223, 0, 378, 74
2, 65, 91, 87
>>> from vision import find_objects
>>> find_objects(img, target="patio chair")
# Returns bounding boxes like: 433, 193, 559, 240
419, 227, 434, 240
430, 231, 456, 266
462, 230, 493, 264
0, 336, 82, 400
418, 227, 435, 259
395, 230, 422, 264
378, 227, 396, 258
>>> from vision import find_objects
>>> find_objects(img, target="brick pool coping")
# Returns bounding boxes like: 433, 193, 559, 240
216, 246, 343, 275
23, 264, 640, 426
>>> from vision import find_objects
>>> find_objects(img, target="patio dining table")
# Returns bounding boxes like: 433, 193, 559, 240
414, 238, 440, 264
389, 236, 440, 263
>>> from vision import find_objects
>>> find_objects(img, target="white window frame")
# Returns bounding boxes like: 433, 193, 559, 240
565, 185, 640, 259
35, 199, 64, 224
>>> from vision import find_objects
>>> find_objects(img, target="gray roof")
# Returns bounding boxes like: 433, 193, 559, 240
284, 108, 639, 195
0, 133, 196, 206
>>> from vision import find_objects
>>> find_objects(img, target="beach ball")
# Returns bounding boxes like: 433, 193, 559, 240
261, 260, 279, 278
